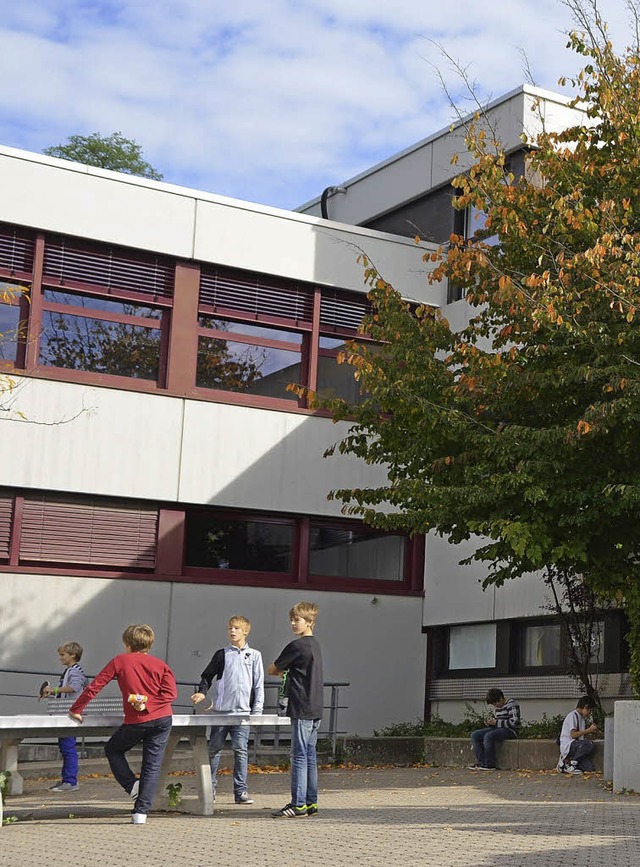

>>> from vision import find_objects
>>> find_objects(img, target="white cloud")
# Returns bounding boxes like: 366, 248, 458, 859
0, 0, 634, 209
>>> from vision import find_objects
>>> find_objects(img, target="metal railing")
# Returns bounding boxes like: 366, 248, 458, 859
0, 668, 350, 761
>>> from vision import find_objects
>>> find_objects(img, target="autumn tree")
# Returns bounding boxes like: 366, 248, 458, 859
309, 4, 640, 693
43, 132, 163, 180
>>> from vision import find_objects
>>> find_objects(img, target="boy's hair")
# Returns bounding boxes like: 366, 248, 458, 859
228, 615, 251, 631
576, 695, 593, 710
485, 688, 505, 705
58, 641, 83, 662
122, 624, 155, 652
289, 601, 319, 626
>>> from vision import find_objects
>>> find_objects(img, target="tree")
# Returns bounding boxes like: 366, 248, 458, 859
304, 2, 640, 693
43, 132, 163, 180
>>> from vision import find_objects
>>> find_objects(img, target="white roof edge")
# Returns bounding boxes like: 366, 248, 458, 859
296, 84, 575, 212
0, 142, 438, 252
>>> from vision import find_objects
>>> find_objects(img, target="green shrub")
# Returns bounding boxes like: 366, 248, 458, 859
374, 707, 566, 740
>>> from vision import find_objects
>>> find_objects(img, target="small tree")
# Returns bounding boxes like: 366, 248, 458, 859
43, 132, 162, 180
303, 6, 640, 691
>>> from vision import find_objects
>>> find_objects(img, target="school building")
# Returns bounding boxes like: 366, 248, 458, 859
0, 84, 629, 734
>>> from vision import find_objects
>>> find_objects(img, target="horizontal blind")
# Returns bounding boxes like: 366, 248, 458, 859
0, 492, 13, 558
20, 495, 158, 569
199, 266, 314, 323
43, 236, 174, 302
320, 288, 372, 331
0, 223, 35, 277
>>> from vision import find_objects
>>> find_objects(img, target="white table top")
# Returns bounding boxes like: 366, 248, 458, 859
0, 712, 289, 734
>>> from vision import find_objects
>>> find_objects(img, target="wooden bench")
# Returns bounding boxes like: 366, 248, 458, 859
0, 711, 290, 818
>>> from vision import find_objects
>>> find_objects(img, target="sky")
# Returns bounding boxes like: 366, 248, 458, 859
0, 0, 634, 211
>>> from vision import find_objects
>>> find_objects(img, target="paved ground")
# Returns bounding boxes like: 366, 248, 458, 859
2, 762, 639, 867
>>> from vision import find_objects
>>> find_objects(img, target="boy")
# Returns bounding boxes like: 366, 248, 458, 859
41, 641, 89, 792
469, 688, 521, 770
268, 601, 323, 818
556, 695, 599, 775
69, 624, 177, 825
191, 615, 264, 805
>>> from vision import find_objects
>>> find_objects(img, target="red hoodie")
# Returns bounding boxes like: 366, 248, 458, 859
70, 652, 177, 724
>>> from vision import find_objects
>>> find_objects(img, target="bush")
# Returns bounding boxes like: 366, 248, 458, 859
374, 706, 566, 740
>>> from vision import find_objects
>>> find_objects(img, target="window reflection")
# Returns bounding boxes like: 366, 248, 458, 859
309, 525, 405, 581
196, 337, 301, 400
40, 311, 161, 379
186, 514, 294, 572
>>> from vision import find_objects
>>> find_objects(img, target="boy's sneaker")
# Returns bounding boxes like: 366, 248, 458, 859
271, 803, 308, 818
468, 763, 481, 770
132, 813, 147, 824
476, 766, 496, 771
556, 759, 566, 774
50, 782, 79, 792
306, 803, 318, 816
129, 780, 139, 800
566, 761, 583, 775
235, 792, 254, 804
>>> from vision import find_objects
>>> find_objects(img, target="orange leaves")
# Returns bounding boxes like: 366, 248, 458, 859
577, 420, 592, 435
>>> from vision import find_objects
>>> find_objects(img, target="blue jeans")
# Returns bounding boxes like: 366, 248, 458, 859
208, 725, 250, 799
104, 715, 172, 815
290, 718, 320, 807
59, 736, 79, 785
470, 726, 516, 768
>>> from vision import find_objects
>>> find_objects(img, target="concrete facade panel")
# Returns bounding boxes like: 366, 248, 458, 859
169, 582, 425, 735
493, 570, 549, 620
178, 401, 390, 515
0, 151, 196, 258
193, 198, 441, 304
422, 534, 495, 626
0, 377, 183, 500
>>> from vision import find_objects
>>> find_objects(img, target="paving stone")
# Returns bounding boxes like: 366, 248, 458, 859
1, 764, 639, 866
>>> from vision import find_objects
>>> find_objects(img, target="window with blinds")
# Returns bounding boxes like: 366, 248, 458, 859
0, 223, 35, 280
19, 494, 158, 569
0, 492, 13, 559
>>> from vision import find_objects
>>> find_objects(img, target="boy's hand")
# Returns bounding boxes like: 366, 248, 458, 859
68, 712, 83, 723
586, 723, 599, 735
191, 692, 206, 704
487, 717, 497, 726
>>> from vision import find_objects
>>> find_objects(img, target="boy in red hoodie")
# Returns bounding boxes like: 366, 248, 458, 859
69, 624, 177, 824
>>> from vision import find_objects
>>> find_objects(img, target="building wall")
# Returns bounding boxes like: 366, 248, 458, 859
0, 572, 425, 735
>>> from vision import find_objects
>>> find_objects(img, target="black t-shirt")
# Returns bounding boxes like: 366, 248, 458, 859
274, 636, 323, 720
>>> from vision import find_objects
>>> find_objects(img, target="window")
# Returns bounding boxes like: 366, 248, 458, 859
185, 512, 295, 575
448, 623, 497, 670
0, 281, 27, 364
309, 522, 405, 581
196, 317, 304, 401
523, 622, 562, 667
0, 491, 13, 560
40, 290, 164, 380
19, 493, 158, 569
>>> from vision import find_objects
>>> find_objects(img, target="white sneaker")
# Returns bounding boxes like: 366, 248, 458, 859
566, 762, 583, 775
130, 780, 139, 800
132, 813, 147, 824
556, 759, 565, 774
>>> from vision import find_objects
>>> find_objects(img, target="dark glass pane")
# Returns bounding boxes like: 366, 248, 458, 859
43, 289, 161, 319
0, 302, 21, 361
198, 316, 303, 344
186, 514, 293, 572
309, 525, 405, 581
40, 311, 160, 380
316, 354, 363, 404
197, 336, 301, 400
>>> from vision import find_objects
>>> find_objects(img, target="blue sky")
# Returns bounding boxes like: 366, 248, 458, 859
0, 1, 632, 210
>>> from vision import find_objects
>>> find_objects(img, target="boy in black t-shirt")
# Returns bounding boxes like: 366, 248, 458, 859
268, 601, 323, 818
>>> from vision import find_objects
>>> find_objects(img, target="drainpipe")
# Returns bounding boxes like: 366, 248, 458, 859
320, 185, 347, 219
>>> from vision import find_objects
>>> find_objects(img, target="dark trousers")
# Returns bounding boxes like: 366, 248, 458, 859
566, 737, 595, 771
470, 726, 516, 768
104, 715, 172, 815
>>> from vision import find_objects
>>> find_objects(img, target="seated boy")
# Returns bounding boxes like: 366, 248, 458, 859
69, 624, 177, 824
191, 615, 264, 804
469, 688, 521, 770
556, 695, 599, 775
41, 641, 89, 792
